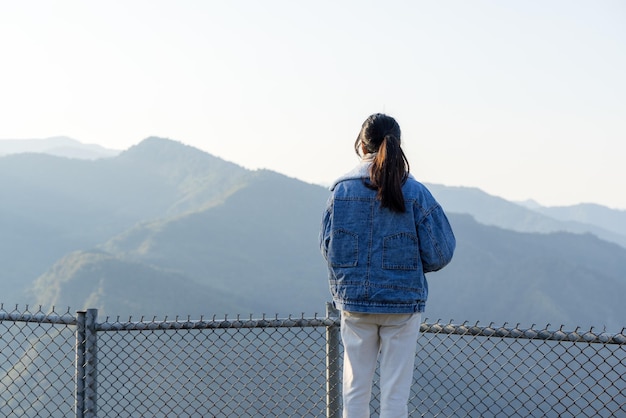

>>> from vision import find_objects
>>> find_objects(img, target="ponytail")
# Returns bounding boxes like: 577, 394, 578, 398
355, 113, 410, 213
369, 134, 409, 212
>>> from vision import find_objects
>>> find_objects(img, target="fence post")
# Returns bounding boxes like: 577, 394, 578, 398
75, 309, 98, 418
326, 302, 341, 418
75, 311, 86, 418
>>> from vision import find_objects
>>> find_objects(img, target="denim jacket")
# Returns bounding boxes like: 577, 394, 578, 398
320, 161, 456, 313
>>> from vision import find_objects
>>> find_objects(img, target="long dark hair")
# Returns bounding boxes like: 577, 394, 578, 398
354, 113, 410, 213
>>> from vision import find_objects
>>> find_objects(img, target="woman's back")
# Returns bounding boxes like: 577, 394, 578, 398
321, 160, 455, 314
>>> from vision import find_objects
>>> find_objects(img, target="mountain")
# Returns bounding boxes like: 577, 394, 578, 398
428, 184, 626, 248
527, 202, 626, 238
0, 136, 121, 159
1, 137, 625, 330
30, 170, 331, 318
32, 250, 251, 318
0, 138, 254, 303
426, 213, 626, 331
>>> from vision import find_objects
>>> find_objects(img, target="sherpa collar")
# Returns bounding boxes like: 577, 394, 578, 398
329, 153, 414, 191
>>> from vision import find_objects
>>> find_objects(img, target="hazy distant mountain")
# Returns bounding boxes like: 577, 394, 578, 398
1, 137, 625, 330
523, 202, 626, 238
0, 136, 121, 159
428, 184, 626, 248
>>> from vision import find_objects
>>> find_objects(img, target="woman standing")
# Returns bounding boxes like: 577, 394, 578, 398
320, 113, 456, 418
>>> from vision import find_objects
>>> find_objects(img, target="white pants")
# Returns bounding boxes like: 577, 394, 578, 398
340, 310, 422, 418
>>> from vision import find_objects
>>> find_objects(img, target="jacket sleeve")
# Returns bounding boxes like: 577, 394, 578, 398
319, 198, 333, 261
416, 203, 456, 273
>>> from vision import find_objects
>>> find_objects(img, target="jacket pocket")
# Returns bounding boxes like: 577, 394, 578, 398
383, 233, 418, 270
329, 229, 358, 267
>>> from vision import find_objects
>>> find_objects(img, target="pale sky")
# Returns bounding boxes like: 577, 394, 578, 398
1, 1, 625, 209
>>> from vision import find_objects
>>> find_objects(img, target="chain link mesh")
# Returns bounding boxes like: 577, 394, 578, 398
411, 322, 626, 417
1, 305, 625, 417
0, 304, 77, 418
96, 315, 332, 417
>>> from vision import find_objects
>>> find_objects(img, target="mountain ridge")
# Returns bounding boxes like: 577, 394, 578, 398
1, 137, 624, 330
428, 183, 626, 248
0, 136, 120, 159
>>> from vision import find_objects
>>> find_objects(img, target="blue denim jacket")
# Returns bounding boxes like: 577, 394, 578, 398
320, 162, 456, 313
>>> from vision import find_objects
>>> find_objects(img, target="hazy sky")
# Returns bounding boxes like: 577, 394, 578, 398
1, 1, 625, 208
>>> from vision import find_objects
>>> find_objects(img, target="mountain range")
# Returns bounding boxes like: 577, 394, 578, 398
0, 136, 120, 160
1, 137, 625, 331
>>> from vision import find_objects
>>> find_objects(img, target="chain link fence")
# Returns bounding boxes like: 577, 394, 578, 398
1, 303, 625, 417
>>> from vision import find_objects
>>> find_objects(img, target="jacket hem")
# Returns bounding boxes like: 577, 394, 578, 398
333, 299, 425, 314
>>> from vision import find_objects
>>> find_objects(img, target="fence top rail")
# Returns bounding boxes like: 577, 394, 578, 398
421, 322, 626, 345
96, 313, 339, 332
2, 303, 624, 345
0, 304, 76, 325
95, 314, 626, 345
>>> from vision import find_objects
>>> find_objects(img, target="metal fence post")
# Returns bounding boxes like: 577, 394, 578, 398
326, 302, 341, 418
75, 309, 98, 418
75, 310, 86, 418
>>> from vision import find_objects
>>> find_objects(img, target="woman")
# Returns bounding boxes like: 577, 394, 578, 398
320, 113, 456, 418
